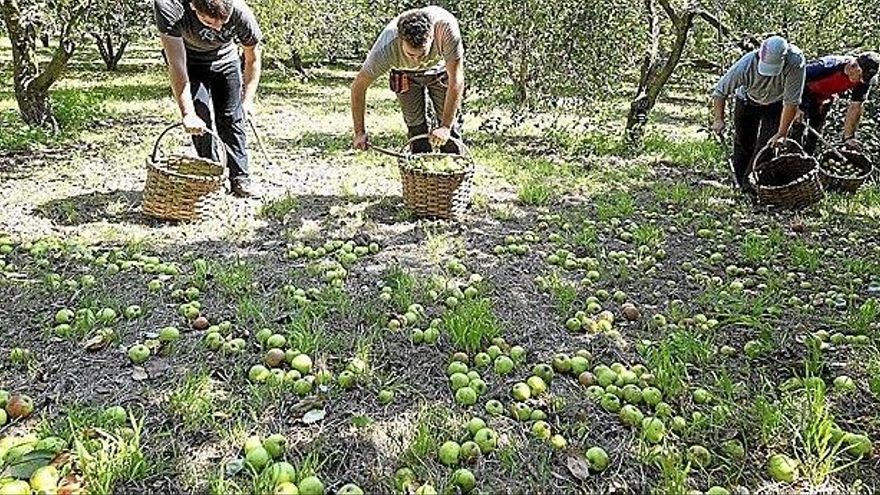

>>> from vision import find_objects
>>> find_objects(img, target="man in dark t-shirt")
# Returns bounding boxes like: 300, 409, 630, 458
154, 0, 263, 198
789, 52, 879, 155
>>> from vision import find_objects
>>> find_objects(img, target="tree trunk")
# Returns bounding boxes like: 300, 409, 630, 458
626, 0, 696, 144
1, 0, 79, 130
514, 40, 529, 107
92, 32, 127, 71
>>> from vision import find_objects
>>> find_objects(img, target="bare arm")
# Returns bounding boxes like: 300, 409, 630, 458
776, 103, 798, 137
440, 58, 464, 129
843, 101, 863, 139
241, 43, 262, 113
350, 70, 376, 149
160, 34, 195, 118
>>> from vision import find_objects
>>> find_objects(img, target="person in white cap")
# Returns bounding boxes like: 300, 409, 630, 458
711, 35, 806, 194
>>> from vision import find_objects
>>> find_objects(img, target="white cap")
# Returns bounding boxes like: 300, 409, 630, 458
758, 35, 790, 76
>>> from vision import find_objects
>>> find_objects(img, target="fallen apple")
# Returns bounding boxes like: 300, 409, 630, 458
439, 441, 461, 465
127, 344, 150, 364
460, 440, 480, 463
298, 476, 324, 495
585, 446, 609, 471
5, 394, 34, 420
452, 468, 476, 493
474, 428, 497, 453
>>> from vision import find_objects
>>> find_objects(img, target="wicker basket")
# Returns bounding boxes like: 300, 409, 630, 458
749, 140, 823, 209
817, 149, 872, 193
142, 123, 229, 221
396, 135, 474, 220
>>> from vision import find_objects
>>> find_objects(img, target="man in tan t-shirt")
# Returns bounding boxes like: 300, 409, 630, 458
350, 6, 465, 154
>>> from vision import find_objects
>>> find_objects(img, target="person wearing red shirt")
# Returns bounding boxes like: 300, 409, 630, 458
789, 52, 879, 154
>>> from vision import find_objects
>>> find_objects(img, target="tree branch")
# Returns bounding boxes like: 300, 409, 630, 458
32, 40, 74, 91
656, 0, 680, 25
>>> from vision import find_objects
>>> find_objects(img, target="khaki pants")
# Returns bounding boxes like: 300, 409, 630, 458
393, 70, 463, 154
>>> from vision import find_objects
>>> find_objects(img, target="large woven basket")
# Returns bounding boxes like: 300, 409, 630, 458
817, 148, 872, 194
749, 140, 823, 209
142, 123, 229, 222
397, 135, 474, 220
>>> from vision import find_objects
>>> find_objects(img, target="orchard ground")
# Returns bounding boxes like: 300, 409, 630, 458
1, 39, 880, 494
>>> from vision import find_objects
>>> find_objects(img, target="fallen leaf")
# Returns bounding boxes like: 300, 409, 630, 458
225, 459, 245, 477
131, 367, 148, 381
566, 454, 591, 481
82, 334, 109, 351
302, 409, 326, 424
0, 450, 55, 479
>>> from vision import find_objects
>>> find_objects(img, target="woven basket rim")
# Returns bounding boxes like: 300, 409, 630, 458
752, 169, 820, 191
817, 151, 873, 181
146, 154, 227, 182
398, 155, 475, 177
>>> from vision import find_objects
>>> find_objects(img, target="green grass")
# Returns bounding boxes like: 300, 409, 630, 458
518, 178, 555, 206
747, 395, 785, 446
632, 223, 664, 248
595, 190, 635, 221
167, 370, 221, 432
405, 406, 455, 463
740, 230, 783, 266
442, 297, 503, 353
285, 308, 339, 354
214, 259, 257, 297
385, 266, 417, 313
845, 298, 879, 336
866, 349, 880, 400
236, 294, 273, 327
642, 133, 725, 169
789, 240, 822, 273
259, 193, 301, 221
65, 408, 151, 495
0, 90, 109, 150
638, 330, 712, 397
543, 270, 579, 316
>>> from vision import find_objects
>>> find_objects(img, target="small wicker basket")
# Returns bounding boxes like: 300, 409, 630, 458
396, 135, 474, 220
817, 149, 873, 194
142, 123, 229, 222
749, 140, 823, 209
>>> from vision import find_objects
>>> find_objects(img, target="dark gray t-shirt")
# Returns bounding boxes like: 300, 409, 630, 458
154, 0, 262, 65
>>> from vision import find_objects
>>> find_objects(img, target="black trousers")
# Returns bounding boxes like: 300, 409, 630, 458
187, 59, 249, 178
789, 99, 831, 155
733, 97, 782, 189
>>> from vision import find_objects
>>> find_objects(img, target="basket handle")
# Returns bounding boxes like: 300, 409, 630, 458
751, 138, 803, 173
399, 133, 471, 158
150, 122, 231, 168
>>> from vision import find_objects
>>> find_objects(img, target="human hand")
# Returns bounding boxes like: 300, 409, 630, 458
711, 119, 725, 137
429, 126, 451, 148
767, 133, 787, 148
183, 112, 208, 135
352, 132, 369, 151
242, 98, 255, 120
843, 137, 862, 152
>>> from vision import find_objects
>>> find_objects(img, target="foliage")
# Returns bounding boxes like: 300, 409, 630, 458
87, 0, 152, 70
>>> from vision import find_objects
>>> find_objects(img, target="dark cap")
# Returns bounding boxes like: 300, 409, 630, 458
857, 52, 879, 83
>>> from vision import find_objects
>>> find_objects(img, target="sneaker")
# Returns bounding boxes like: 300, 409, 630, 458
230, 175, 262, 199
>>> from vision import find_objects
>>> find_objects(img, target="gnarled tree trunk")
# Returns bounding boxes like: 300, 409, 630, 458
1, 0, 82, 130
625, 0, 732, 144
92, 31, 128, 71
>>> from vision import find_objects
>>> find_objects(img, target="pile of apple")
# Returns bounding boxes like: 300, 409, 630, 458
286, 239, 379, 263
446, 354, 488, 407
53, 305, 124, 339
281, 284, 323, 308
247, 333, 331, 396
545, 248, 601, 273
492, 232, 539, 257
237, 435, 363, 495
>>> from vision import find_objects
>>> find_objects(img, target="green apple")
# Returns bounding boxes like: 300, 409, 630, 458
585, 446, 610, 471
485, 400, 504, 416
291, 354, 313, 374
474, 428, 497, 453
448, 361, 469, 376
455, 387, 478, 406
127, 344, 150, 364
552, 353, 572, 374
459, 440, 481, 463
298, 476, 325, 495
267, 334, 287, 349
246, 446, 270, 472
264, 434, 286, 459
452, 468, 476, 493
337, 484, 364, 495
337, 371, 356, 389
493, 355, 514, 375
439, 441, 461, 465
642, 417, 665, 443
532, 420, 552, 440
533, 363, 554, 383
466, 417, 487, 437
274, 482, 299, 495
158, 326, 180, 343
527, 376, 547, 396
378, 389, 394, 405
511, 383, 531, 401
509, 345, 526, 363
